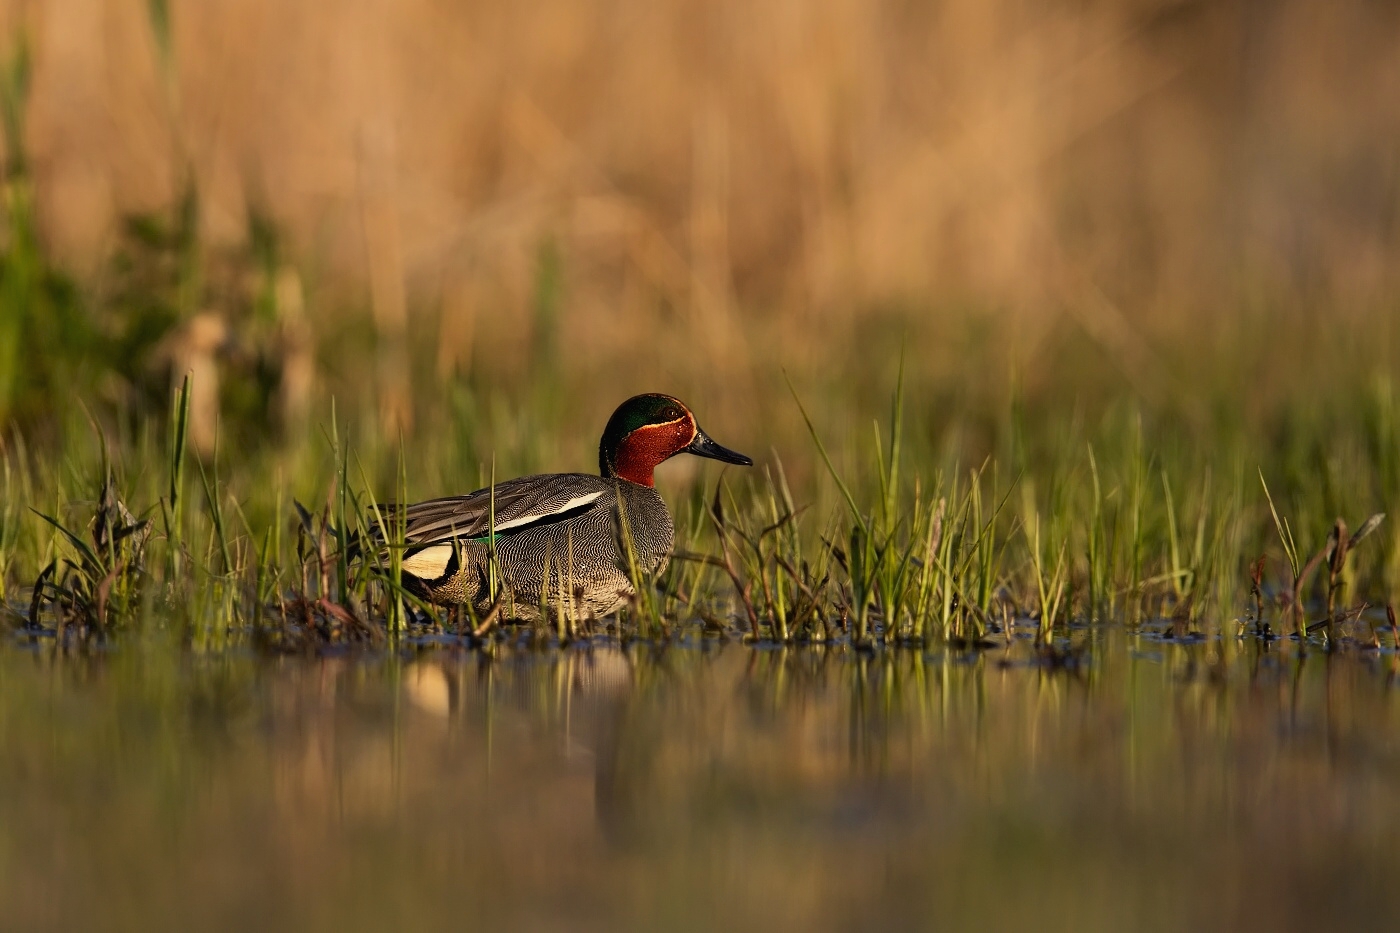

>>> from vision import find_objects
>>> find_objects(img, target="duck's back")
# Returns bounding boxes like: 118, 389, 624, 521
379, 473, 673, 619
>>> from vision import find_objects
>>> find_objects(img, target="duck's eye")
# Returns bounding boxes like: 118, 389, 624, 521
661, 406, 683, 421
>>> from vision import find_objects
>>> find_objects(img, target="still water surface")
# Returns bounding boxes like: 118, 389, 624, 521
3, 630, 1399, 931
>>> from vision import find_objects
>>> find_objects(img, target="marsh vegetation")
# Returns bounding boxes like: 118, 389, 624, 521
5, 0, 1400, 928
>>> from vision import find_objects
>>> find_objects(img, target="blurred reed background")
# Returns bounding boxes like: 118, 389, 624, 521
1, 0, 1398, 472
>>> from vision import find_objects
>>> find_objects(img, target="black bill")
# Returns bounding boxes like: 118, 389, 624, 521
686, 428, 753, 466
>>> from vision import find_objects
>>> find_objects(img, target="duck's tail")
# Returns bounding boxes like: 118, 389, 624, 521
292, 499, 382, 564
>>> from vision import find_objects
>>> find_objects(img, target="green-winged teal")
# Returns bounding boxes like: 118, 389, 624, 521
371, 394, 751, 621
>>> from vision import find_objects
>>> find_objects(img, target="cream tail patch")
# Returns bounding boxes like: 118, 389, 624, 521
402, 544, 456, 580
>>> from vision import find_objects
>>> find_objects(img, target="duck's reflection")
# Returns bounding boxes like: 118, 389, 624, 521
401, 641, 932, 846
404, 642, 669, 843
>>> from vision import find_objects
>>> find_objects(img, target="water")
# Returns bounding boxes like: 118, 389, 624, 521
3, 631, 1399, 931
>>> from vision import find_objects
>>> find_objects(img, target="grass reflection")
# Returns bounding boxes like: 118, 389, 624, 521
3, 637, 1395, 930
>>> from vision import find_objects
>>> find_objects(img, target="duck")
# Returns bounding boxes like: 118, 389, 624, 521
368, 393, 752, 622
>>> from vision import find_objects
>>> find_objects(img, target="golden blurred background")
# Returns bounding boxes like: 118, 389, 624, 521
3, 0, 1399, 450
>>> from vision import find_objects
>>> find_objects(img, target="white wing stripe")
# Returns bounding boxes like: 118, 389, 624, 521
492, 491, 604, 532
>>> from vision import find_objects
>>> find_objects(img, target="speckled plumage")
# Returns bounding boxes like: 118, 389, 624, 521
365, 394, 752, 622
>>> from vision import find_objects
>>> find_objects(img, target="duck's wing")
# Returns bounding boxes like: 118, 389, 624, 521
374, 473, 614, 547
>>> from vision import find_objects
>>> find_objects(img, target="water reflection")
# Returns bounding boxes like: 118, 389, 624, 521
3, 633, 1399, 931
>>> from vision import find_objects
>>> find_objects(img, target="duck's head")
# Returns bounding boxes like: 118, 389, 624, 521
599, 393, 753, 487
